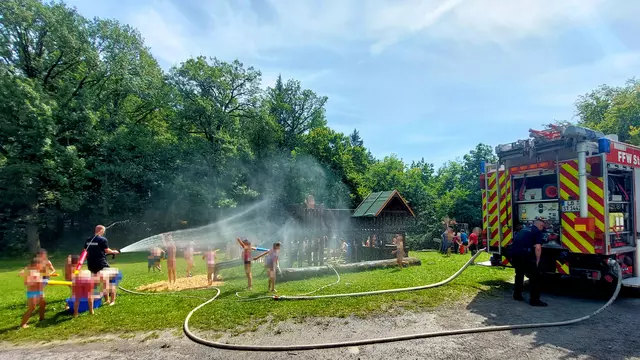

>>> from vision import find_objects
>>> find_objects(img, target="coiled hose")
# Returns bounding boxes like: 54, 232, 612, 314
182, 256, 622, 351
120, 251, 622, 352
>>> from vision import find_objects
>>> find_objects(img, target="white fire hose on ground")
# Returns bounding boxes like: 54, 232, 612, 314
122, 251, 622, 352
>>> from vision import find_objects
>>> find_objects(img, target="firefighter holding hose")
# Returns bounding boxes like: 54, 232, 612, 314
84, 225, 120, 274
510, 219, 548, 307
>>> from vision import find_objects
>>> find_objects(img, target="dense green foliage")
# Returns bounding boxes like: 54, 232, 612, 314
0, 0, 497, 254
574, 78, 640, 144
5, 1, 636, 255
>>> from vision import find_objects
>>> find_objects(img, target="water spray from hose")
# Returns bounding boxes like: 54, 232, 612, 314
119, 200, 278, 253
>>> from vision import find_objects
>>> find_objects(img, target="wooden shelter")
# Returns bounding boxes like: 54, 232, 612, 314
289, 190, 416, 266
347, 190, 415, 262
351, 190, 415, 233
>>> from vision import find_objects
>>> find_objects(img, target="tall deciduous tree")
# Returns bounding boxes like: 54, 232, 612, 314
575, 79, 640, 144
266, 75, 327, 150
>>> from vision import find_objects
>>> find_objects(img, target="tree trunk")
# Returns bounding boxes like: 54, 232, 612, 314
26, 196, 41, 253
103, 174, 109, 217
56, 214, 65, 244
27, 220, 40, 253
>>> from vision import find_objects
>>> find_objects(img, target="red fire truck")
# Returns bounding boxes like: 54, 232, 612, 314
480, 125, 639, 288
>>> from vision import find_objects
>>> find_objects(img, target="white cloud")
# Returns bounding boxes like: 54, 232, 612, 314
128, 2, 192, 66
126, 0, 630, 64
366, 0, 465, 55
529, 50, 640, 108
426, 0, 605, 45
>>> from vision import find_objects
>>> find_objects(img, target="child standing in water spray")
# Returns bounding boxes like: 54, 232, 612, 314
163, 233, 177, 284
202, 247, 220, 285
155, 246, 165, 271
255, 242, 281, 292
184, 241, 198, 277
237, 238, 255, 290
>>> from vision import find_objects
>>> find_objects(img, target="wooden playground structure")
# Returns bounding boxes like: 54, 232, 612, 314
282, 190, 416, 268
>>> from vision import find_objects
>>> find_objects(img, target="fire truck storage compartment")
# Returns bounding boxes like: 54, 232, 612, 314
513, 172, 559, 221
518, 202, 559, 222
607, 166, 635, 250
511, 171, 561, 248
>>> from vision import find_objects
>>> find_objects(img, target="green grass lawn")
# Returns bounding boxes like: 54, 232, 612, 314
0, 251, 514, 343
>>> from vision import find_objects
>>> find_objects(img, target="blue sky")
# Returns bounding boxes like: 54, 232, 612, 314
65, 0, 640, 167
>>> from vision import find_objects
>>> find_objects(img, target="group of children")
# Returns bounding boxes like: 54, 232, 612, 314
441, 227, 482, 262
236, 238, 281, 292
18, 249, 121, 328
150, 233, 282, 291
151, 234, 221, 286
69, 268, 120, 316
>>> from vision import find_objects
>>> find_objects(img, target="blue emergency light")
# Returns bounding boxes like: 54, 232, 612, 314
598, 137, 611, 154
480, 161, 485, 173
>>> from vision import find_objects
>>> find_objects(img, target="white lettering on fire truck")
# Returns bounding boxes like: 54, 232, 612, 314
617, 151, 640, 165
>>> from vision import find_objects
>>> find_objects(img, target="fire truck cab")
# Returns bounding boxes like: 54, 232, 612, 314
480, 125, 639, 288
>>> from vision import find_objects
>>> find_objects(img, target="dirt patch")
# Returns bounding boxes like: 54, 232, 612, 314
135, 275, 224, 292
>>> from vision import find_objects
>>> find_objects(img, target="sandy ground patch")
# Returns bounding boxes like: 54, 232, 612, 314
135, 274, 224, 292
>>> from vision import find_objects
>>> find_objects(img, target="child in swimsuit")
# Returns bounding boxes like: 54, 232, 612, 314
64, 255, 80, 310
392, 234, 406, 269
20, 258, 46, 328
147, 248, 156, 272
202, 248, 219, 285
163, 234, 177, 284
65, 255, 80, 281
36, 249, 56, 279
154, 247, 165, 271
255, 242, 281, 293
184, 241, 198, 277
99, 268, 122, 306
72, 270, 95, 317
237, 238, 255, 290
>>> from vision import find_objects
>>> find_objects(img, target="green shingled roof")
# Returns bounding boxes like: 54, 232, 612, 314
352, 190, 415, 218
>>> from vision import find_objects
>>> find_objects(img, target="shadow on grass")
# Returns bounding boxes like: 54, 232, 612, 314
0, 307, 73, 337
0, 298, 68, 313
35, 309, 74, 329
464, 276, 640, 360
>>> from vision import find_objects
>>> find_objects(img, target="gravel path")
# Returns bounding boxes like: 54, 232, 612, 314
2, 284, 639, 360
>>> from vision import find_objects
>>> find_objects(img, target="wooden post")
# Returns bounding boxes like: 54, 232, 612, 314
319, 236, 325, 266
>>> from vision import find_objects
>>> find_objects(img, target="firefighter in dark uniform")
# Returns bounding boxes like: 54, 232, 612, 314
510, 219, 548, 307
